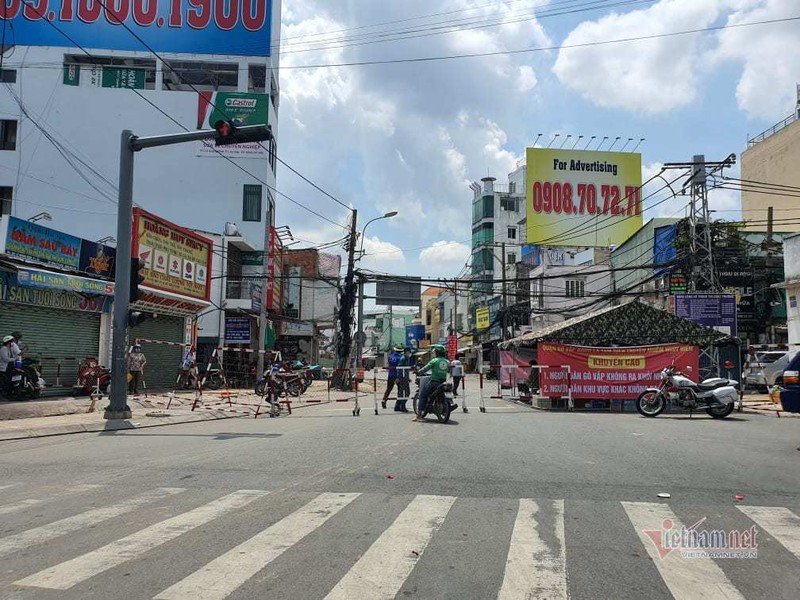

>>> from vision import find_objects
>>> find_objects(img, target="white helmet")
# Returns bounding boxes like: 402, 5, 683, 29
2, 335, 13, 344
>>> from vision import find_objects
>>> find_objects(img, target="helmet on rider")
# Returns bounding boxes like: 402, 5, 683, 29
393, 344, 404, 352
2, 335, 13, 344
432, 344, 446, 357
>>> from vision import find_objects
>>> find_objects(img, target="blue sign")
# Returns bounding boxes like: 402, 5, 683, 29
675, 294, 737, 336
224, 317, 251, 344
0, 273, 112, 313
405, 324, 425, 350
488, 296, 502, 341
653, 225, 677, 272
6, 0, 273, 56
4, 217, 81, 270
79, 240, 116, 279
16, 268, 114, 296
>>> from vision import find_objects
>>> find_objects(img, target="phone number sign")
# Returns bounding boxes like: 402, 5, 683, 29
3, 0, 273, 56
526, 148, 643, 248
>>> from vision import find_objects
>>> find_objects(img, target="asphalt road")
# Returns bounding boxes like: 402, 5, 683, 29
1, 393, 799, 600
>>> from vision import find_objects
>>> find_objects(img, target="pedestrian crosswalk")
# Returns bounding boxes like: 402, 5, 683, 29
1, 482, 799, 599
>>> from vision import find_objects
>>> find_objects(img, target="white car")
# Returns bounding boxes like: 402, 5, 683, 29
744, 351, 793, 389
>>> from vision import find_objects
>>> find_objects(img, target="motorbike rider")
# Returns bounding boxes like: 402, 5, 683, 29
0, 335, 14, 396
413, 344, 451, 422
178, 345, 197, 388
10, 331, 25, 360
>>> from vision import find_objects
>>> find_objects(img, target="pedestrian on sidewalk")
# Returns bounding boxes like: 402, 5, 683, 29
0, 336, 14, 397
394, 347, 413, 412
451, 356, 464, 396
127, 344, 147, 395
177, 345, 197, 388
382, 345, 403, 409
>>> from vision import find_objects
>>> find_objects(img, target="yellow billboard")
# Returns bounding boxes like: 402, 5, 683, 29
525, 148, 643, 247
476, 307, 490, 330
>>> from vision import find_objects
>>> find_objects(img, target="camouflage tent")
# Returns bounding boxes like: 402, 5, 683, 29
500, 299, 730, 348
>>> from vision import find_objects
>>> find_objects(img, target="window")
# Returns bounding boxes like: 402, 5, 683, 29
507, 227, 516, 240
161, 60, 237, 91
0, 186, 12, 216
268, 136, 277, 173
242, 184, 263, 222
565, 279, 585, 298
500, 196, 519, 211
507, 253, 516, 265
0, 69, 16, 83
248, 64, 266, 93
64, 54, 156, 89
266, 189, 276, 225
426, 309, 432, 326
270, 72, 280, 111
0, 120, 17, 150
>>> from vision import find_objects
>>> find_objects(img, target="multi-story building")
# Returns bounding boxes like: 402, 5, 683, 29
0, 3, 282, 384
742, 88, 800, 232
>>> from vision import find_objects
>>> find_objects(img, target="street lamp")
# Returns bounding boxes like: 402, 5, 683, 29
28, 212, 52, 224
98, 236, 116, 245
356, 211, 398, 365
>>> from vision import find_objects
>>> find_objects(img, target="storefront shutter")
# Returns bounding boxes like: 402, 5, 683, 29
0, 304, 101, 395
129, 316, 184, 391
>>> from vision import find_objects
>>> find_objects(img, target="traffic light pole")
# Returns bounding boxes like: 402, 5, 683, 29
105, 125, 272, 419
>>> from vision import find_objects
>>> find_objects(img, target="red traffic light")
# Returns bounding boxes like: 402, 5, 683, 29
216, 121, 231, 137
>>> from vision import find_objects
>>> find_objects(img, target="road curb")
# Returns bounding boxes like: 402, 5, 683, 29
0, 410, 238, 441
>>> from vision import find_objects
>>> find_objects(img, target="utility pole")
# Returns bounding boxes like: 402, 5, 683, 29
764, 206, 774, 343
106, 124, 272, 419
688, 154, 717, 292
501, 242, 507, 340
335, 210, 358, 378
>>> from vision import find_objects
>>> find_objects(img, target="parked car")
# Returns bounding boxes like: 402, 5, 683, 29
778, 354, 800, 412
743, 350, 792, 390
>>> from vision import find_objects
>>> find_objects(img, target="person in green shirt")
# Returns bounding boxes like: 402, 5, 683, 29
413, 344, 451, 421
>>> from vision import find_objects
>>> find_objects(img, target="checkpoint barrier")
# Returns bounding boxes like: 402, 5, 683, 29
492, 364, 574, 411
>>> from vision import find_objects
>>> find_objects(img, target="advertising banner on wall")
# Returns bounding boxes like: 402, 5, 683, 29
224, 317, 251, 344
674, 294, 737, 336
475, 306, 490, 330
132, 208, 212, 301
197, 91, 269, 158
405, 324, 425, 349
4, 216, 81, 270
0, 273, 112, 313
538, 343, 699, 400
526, 148, 643, 247
5, 0, 273, 56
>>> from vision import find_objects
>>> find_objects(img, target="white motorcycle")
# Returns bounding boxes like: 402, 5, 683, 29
636, 364, 739, 419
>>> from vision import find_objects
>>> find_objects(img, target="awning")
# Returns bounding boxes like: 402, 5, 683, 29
133, 287, 210, 318
15, 266, 114, 296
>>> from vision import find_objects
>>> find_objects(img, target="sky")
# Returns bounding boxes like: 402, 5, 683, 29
274, 0, 800, 280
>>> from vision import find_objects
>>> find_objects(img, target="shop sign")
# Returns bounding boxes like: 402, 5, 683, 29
101, 67, 145, 89
224, 317, 251, 344
4, 216, 81, 270
16, 268, 114, 296
284, 320, 313, 337
447, 334, 458, 360
0, 273, 111, 313
132, 208, 212, 301
674, 293, 737, 336
538, 343, 698, 400
79, 240, 116, 279
475, 306, 490, 329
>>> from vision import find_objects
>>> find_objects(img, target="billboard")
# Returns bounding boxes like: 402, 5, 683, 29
538, 343, 699, 400
132, 208, 212, 301
674, 294, 737, 336
405, 324, 425, 349
375, 278, 422, 307
224, 317, 251, 344
197, 91, 270, 158
526, 148, 643, 247
5, 0, 273, 56
475, 306, 490, 330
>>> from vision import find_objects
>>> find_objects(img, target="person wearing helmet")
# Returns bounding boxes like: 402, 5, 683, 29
413, 344, 451, 421
127, 343, 147, 395
10, 331, 25, 360
0, 335, 14, 396
382, 344, 404, 409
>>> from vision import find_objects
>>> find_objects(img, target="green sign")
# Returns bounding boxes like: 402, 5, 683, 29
102, 67, 145, 90
63, 63, 80, 86
201, 92, 269, 129
241, 251, 265, 266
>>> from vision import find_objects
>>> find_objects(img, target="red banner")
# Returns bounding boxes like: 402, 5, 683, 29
447, 334, 458, 361
538, 343, 699, 400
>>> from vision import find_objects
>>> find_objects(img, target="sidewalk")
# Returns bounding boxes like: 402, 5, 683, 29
0, 391, 245, 442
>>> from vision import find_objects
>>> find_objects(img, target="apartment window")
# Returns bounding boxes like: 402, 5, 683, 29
507, 253, 516, 265
162, 60, 237, 91
0, 120, 17, 150
500, 196, 519, 211
0, 69, 16, 83
248, 64, 267, 93
242, 184, 263, 222
507, 227, 516, 240
426, 309, 432, 326
268, 136, 277, 173
0, 186, 12, 216
270, 72, 280, 111
565, 279, 585, 298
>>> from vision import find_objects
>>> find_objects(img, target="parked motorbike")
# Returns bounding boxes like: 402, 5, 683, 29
636, 364, 739, 418
255, 364, 303, 397
200, 365, 225, 390
73, 357, 110, 396
9, 357, 44, 400
412, 375, 458, 423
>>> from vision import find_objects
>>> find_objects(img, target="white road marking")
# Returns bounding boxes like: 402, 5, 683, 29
0, 487, 185, 558
155, 492, 359, 600
0, 484, 103, 516
498, 499, 567, 600
737, 505, 800, 559
15, 489, 269, 590
0, 483, 19, 491
622, 502, 744, 600
324, 494, 456, 600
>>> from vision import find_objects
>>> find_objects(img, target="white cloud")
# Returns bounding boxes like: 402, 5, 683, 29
359, 236, 406, 272
552, 0, 724, 114
710, 0, 800, 119
516, 65, 538, 92
419, 241, 471, 276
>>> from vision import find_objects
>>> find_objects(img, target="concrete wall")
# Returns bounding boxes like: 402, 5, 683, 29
742, 118, 800, 232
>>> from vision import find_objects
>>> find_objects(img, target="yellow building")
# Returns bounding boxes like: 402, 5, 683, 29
742, 109, 800, 232
421, 287, 446, 346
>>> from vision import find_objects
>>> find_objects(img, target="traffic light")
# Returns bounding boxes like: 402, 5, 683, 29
127, 311, 151, 328
130, 257, 145, 304
214, 121, 272, 146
